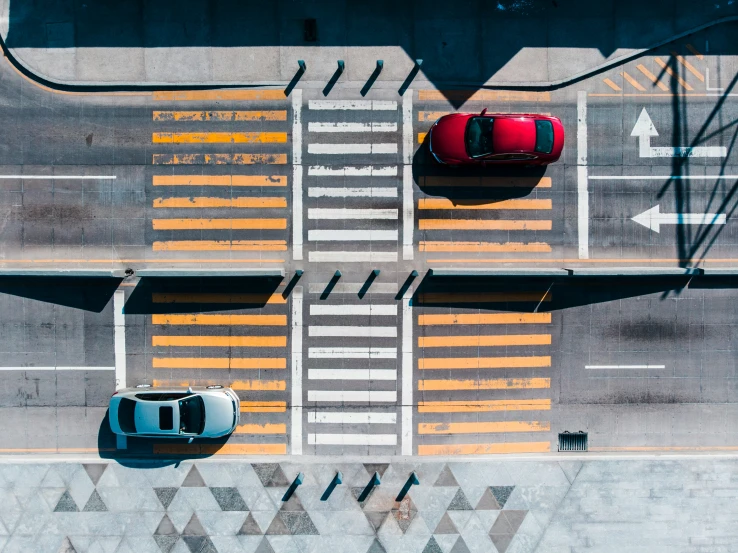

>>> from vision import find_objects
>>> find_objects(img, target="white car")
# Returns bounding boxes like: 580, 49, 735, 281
109, 385, 239, 439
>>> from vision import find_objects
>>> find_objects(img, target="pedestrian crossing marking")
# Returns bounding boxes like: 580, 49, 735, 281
153, 90, 286, 101
153, 111, 287, 121
153, 175, 287, 187
153, 197, 286, 208
152, 357, 286, 369
153, 240, 287, 252
152, 132, 287, 144
419, 334, 551, 347
418, 421, 550, 434
419, 312, 551, 325
420, 176, 551, 188
241, 401, 286, 413
152, 314, 287, 326
418, 356, 551, 369
153, 336, 287, 347
418, 378, 550, 391
419, 241, 551, 253
152, 219, 286, 230
234, 423, 287, 435
419, 219, 552, 231
418, 399, 551, 412
152, 153, 287, 165
419, 198, 551, 210
418, 90, 551, 102
231, 380, 286, 391
418, 442, 550, 456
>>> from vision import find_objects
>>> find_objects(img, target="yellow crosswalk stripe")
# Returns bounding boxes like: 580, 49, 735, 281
154, 443, 288, 455
152, 154, 287, 165
241, 401, 286, 413
421, 176, 551, 188
419, 219, 552, 231
603, 78, 622, 91
234, 423, 287, 434
153, 240, 287, 251
419, 313, 551, 325
671, 51, 705, 82
152, 219, 286, 230
418, 356, 551, 369
417, 292, 551, 303
152, 314, 287, 326
419, 198, 551, 210
418, 377, 550, 391
153, 111, 287, 121
419, 241, 551, 253
418, 442, 550, 455
152, 293, 286, 304
152, 132, 287, 144
418, 421, 550, 434
153, 197, 286, 208
153, 336, 287, 347
620, 71, 646, 91
152, 175, 287, 187
152, 357, 286, 369
418, 399, 551, 412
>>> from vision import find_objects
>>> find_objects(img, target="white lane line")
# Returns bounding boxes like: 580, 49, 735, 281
308, 369, 397, 380
308, 283, 397, 295
308, 434, 397, 446
310, 304, 397, 316
308, 412, 397, 424
308, 347, 398, 359
586, 365, 666, 369
309, 251, 398, 263
0, 366, 115, 371
291, 286, 303, 455
292, 89, 303, 261
308, 122, 398, 133
308, 230, 398, 241
402, 286, 413, 456
308, 326, 398, 337
307, 390, 397, 402
403, 164, 414, 260
0, 175, 116, 180
577, 90, 589, 260
308, 100, 397, 110
402, 92, 413, 165
114, 289, 126, 390
589, 175, 738, 180
308, 208, 398, 220
307, 143, 398, 154
308, 166, 397, 176
308, 187, 398, 198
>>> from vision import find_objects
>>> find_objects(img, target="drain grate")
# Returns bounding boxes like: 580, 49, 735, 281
558, 431, 588, 452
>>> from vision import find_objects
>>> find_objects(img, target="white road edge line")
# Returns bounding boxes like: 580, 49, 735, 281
307, 390, 397, 402
577, 90, 589, 260
308, 166, 397, 176
402, 93, 414, 259
308, 368, 397, 380
308, 412, 396, 424
308, 251, 398, 263
402, 286, 413, 456
310, 304, 397, 316
291, 286, 303, 455
114, 289, 126, 390
307, 144, 398, 155
308, 187, 398, 198
586, 365, 666, 369
308, 326, 398, 337
308, 229, 399, 241
292, 89, 303, 261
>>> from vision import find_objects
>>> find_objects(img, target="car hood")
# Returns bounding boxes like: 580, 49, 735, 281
430, 114, 472, 161
135, 401, 180, 436
493, 117, 536, 153
200, 392, 237, 437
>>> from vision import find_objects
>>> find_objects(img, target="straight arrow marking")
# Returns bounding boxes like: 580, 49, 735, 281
632, 204, 726, 233
631, 108, 726, 158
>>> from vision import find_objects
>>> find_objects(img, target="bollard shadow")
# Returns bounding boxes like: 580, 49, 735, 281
124, 276, 282, 315
358, 271, 379, 299
360, 62, 383, 97
320, 272, 341, 300
0, 276, 122, 312
322, 64, 344, 96
284, 65, 305, 96
398, 63, 421, 96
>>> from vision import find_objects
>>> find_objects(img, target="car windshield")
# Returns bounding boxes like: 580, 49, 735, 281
117, 398, 136, 433
465, 117, 494, 157
534, 120, 554, 154
178, 395, 205, 435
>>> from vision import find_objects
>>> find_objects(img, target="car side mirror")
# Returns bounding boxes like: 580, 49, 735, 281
480, 108, 488, 116
187, 437, 194, 443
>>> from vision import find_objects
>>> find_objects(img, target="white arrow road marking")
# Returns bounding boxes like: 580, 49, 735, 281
632, 205, 726, 233
631, 108, 727, 158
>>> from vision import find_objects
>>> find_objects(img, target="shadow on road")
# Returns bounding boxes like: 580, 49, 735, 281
0, 276, 121, 311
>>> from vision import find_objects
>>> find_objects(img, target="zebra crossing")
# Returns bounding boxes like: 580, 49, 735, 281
302, 97, 405, 264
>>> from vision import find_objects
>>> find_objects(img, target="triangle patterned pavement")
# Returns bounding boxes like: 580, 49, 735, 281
154, 488, 179, 510
254, 536, 277, 553
209, 487, 248, 511
422, 536, 443, 553
181, 466, 206, 488
155, 514, 178, 536
489, 534, 514, 553
182, 514, 206, 536
490, 486, 515, 509
82, 464, 108, 487
433, 512, 459, 534
280, 511, 320, 535
363, 464, 390, 478
447, 489, 473, 511
265, 513, 291, 535
366, 538, 387, 553
449, 536, 472, 553
57, 537, 77, 553
268, 466, 291, 487
364, 511, 389, 533
54, 491, 79, 513
251, 464, 278, 487
475, 488, 501, 511
433, 465, 459, 487
82, 490, 107, 512
152, 535, 179, 553
279, 492, 305, 512
238, 512, 263, 535
391, 496, 418, 534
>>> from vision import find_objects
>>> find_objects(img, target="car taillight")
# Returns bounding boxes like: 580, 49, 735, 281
111, 391, 119, 397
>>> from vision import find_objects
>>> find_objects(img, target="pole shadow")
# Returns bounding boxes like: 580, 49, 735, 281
322, 62, 344, 96
358, 270, 380, 299
284, 63, 305, 96
320, 271, 341, 300
360, 61, 383, 97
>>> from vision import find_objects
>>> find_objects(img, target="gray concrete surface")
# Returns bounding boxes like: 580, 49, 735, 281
0, 457, 736, 553
1, 0, 738, 88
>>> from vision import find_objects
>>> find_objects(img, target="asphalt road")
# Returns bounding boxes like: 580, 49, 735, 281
1, 28, 738, 457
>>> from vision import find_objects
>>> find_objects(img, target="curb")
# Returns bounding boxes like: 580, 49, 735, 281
1, 16, 737, 93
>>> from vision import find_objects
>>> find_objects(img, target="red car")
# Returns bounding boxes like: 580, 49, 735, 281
428, 110, 564, 166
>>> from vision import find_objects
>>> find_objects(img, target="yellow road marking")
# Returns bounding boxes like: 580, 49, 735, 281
654, 57, 694, 90
152, 357, 286, 369
418, 377, 550, 391
419, 356, 551, 369
419, 198, 551, 210
234, 423, 287, 434
153, 132, 287, 144
418, 132, 427, 143
419, 219, 552, 231
636, 64, 669, 91
152, 154, 288, 165
418, 110, 551, 121
153, 175, 287, 187
153, 197, 286, 208
232, 380, 286, 391
418, 399, 551, 412
153, 90, 286, 101
152, 314, 287, 326
152, 293, 286, 304
418, 90, 551, 102
419, 313, 551, 326
419, 334, 551, 348
671, 52, 705, 82
153, 443, 288, 455
154, 241, 287, 251
418, 442, 550, 455
153, 336, 287, 347
685, 43, 704, 60
419, 241, 551, 253
241, 401, 286, 413
603, 78, 621, 91
417, 292, 551, 303
418, 421, 550, 434
152, 219, 286, 230
153, 110, 287, 122
421, 176, 551, 188
620, 71, 646, 91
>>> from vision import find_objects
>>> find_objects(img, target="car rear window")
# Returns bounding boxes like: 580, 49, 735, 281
465, 117, 494, 158
179, 395, 206, 435
117, 398, 137, 433
159, 406, 174, 430
534, 120, 554, 154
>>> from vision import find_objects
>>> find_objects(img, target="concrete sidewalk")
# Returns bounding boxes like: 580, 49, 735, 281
1, 0, 737, 90
1, 456, 736, 553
